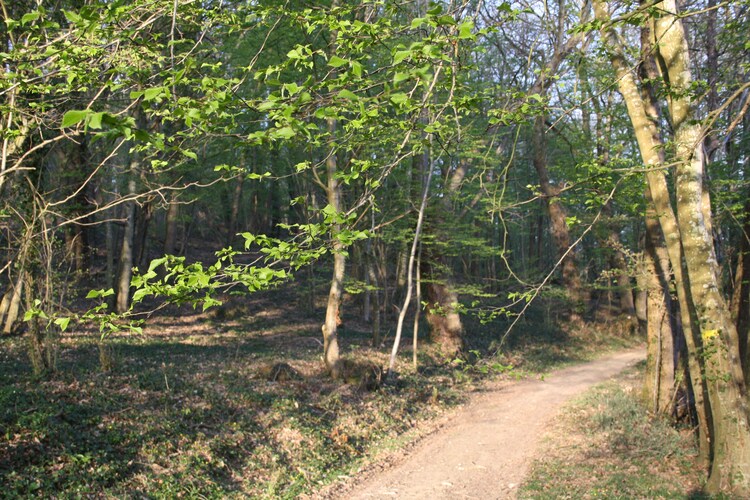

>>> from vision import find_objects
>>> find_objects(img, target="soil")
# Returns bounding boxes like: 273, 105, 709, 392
317, 347, 645, 500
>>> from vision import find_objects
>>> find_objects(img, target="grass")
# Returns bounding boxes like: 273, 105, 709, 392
0, 287, 644, 498
519, 363, 710, 499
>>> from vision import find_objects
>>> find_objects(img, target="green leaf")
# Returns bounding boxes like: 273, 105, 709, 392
390, 93, 409, 105
86, 288, 115, 299
241, 232, 255, 249
62, 10, 81, 24
88, 112, 104, 129
148, 257, 168, 272
131, 287, 150, 304
436, 15, 456, 26
284, 82, 301, 95
393, 71, 410, 85
350, 61, 362, 78
393, 50, 410, 65
273, 126, 296, 139
54, 317, 71, 332
458, 21, 474, 39
328, 55, 348, 68
247, 172, 272, 180
21, 11, 40, 25
143, 87, 164, 101
62, 110, 88, 128
337, 89, 359, 101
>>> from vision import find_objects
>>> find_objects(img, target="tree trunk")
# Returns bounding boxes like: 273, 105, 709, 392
594, 0, 714, 466
389, 158, 432, 374
413, 250, 422, 369
602, 202, 636, 320
322, 116, 343, 378
164, 196, 179, 255
731, 197, 750, 382
2, 272, 24, 334
642, 211, 676, 414
532, 114, 582, 309
135, 202, 152, 269
420, 151, 464, 355
595, 0, 750, 492
116, 178, 136, 314
421, 252, 463, 355
226, 173, 244, 247
652, 2, 750, 491
364, 203, 376, 324
68, 139, 91, 272
367, 257, 381, 346
105, 219, 115, 290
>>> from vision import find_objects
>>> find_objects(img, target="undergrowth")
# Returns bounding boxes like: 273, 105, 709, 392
519, 365, 710, 499
0, 290, 642, 498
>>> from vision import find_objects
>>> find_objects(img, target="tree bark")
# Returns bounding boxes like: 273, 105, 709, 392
135, 201, 152, 269
322, 116, 343, 378
2, 272, 23, 334
652, 2, 750, 491
116, 177, 136, 314
164, 196, 179, 255
642, 211, 676, 414
420, 249, 463, 355
421, 159, 464, 355
595, 0, 750, 492
594, 0, 713, 466
731, 197, 750, 382
413, 249, 422, 369
532, 115, 582, 309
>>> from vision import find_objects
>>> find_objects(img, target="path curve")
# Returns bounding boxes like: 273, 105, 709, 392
326, 347, 645, 500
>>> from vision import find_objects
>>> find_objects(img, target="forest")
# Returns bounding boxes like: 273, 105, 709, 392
1, 0, 749, 497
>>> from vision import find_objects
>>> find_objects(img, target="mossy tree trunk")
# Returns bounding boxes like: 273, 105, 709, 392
641, 211, 676, 414
595, 0, 750, 492
652, 1, 750, 491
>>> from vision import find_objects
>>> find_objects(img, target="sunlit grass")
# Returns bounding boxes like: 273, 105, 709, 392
519, 365, 708, 499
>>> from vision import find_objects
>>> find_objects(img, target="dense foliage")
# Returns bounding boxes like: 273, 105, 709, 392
2, 0, 749, 494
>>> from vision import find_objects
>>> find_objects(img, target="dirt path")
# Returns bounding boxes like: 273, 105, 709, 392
327, 347, 645, 500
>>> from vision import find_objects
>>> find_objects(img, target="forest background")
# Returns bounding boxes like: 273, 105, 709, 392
1, 0, 750, 496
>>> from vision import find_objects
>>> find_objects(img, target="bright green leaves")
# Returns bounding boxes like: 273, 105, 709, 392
393, 49, 412, 65
21, 11, 41, 25
18, 0, 496, 340
389, 93, 409, 106
328, 55, 349, 68
62, 9, 82, 24
130, 86, 171, 103
61, 110, 134, 136
458, 21, 474, 40
286, 44, 314, 67
86, 289, 115, 300
337, 89, 359, 101
61, 110, 89, 128
283, 82, 303, 95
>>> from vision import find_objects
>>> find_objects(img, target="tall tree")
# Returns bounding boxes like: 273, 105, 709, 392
594, 0, 750, 492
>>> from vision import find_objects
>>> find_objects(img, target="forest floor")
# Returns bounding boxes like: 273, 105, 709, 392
315, 348, 645, 499
0, 283, 704, 498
